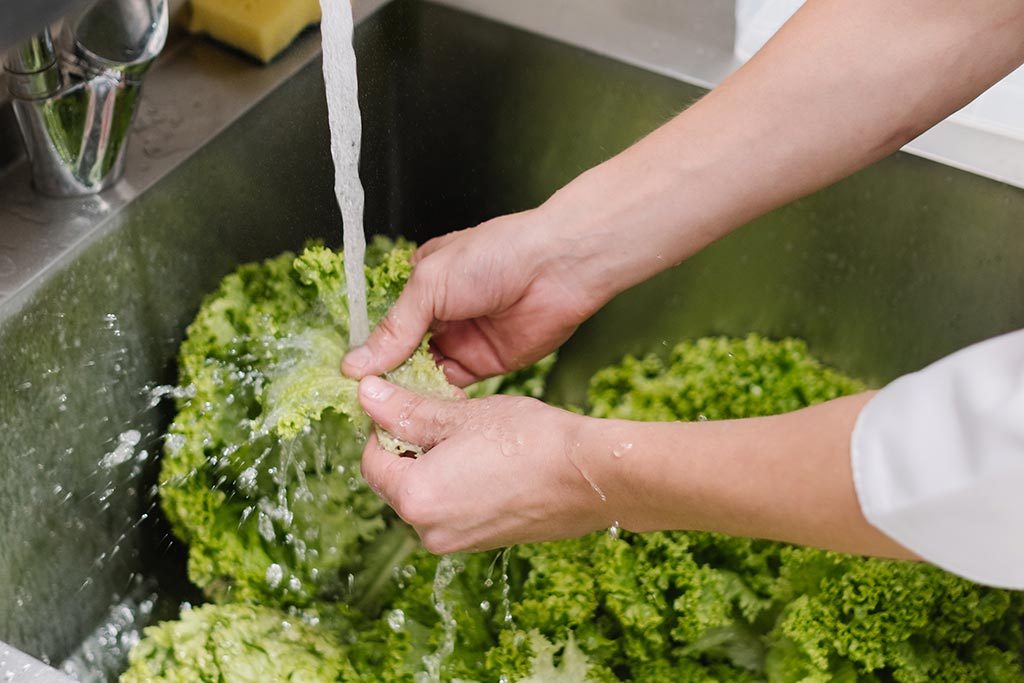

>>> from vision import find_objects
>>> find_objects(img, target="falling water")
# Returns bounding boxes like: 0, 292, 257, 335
320, 0, 370, 347
499, 548, 515, 627
416, 556, 460, 683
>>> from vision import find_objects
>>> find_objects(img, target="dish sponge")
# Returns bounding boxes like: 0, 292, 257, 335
188, 0, 321, 63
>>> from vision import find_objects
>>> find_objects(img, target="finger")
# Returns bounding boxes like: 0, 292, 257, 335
439, 357, 479, 388
360, 432, 414, 506
358, 376, 467, 450
428, 339, 478, 386
431, 319, 508, 381
342, 274, 434, 379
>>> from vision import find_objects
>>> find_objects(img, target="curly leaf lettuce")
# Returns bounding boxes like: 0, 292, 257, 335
489, 336, 1024, 683
120, 603, 358, 683
161, 238, 453, 607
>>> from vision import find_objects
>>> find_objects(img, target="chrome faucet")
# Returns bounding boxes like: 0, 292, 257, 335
3, 0, 168, 197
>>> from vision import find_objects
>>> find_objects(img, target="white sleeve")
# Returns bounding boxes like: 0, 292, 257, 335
851, 327, 1024, 589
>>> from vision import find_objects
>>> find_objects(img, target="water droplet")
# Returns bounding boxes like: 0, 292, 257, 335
386, 608, 406, 632
257, 511, 275, 542
100, 429, 143, 468
612, 442, 633, 458
609, 521, 621, 540
578, 467, 606, 502
236, 467, 258, 495
265, 564, 284, 589
500, 549, 515, 627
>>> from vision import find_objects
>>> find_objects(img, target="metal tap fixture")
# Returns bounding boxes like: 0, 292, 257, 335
4, 0, 168, 197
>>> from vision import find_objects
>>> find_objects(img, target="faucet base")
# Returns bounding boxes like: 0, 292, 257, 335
4, 0, 167, 198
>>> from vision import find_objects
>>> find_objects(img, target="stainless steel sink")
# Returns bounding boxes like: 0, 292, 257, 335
1, 0, 1023, 679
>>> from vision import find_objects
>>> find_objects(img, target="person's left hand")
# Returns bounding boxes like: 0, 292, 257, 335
357, 376, 608, 553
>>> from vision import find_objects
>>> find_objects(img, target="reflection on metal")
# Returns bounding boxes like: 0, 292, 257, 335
0, 642, 75, 683
4, 0, 168, 197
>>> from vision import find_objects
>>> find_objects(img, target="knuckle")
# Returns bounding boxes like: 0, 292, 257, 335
431, 401, 462, 432
361, 448, 405, 503
421, 532, 457, 556
410, 257, 439, 287
412, 260, 447, 311
375, 309, 403, 342
401, 394, 429, 425
508, 395, 538, 411
394, 484, 434, 526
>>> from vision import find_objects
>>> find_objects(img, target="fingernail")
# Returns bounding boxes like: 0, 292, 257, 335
346, 346, 372, 369
361, 377, 395, 402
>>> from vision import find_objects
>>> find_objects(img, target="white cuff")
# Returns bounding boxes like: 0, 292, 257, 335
851, 328, 1024, 589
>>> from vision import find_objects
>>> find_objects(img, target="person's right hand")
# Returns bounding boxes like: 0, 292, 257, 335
342, 207, 609, 386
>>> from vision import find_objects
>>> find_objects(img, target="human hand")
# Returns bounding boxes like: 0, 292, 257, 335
357, 376, 611, 553
342, 208, 610, 386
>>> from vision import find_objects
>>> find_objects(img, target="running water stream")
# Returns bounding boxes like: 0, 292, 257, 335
320, 0, 370, 348
320, 4, 455, 680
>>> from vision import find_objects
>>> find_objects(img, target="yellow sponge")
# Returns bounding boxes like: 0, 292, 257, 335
188, 0, 321, 63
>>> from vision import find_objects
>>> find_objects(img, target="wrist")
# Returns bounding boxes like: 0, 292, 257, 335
534, 147, 710, 308
555, 411, 618, 532
565, 414, 670, 533
521, 196, 623, 316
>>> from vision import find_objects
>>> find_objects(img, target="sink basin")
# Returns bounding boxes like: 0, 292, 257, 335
2, 0, 1023, 678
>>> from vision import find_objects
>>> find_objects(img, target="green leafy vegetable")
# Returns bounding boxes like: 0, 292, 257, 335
121, 603, 358, 683
466, 353, 558, 399
160, 238, 453, 607
490, 336, 1024, 682
136, 246, 1024, 683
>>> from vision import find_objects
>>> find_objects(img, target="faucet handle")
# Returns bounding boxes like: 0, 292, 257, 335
69, 0, 168, 77
4, 0, 169, 197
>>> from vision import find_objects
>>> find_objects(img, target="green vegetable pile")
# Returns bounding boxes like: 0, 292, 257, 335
158, 237, 456, 611
490, 338, 1024, 682
124, 242, 1024, 682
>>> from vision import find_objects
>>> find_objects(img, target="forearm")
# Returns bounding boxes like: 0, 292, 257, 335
539, 0, 1024, 301
578, 392, 915, 559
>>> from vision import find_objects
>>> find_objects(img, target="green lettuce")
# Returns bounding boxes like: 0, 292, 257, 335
160, 238, 453, 608
141, 268, 1024, 683
488, 336, 1024, 682
120, 603, 358, 683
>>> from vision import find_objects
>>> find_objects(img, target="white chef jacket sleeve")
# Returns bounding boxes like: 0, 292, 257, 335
851, 327, 1024, 589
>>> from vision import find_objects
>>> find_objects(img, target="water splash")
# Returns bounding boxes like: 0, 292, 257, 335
416, 556, 459, 683
60, 579, 159, 682
499, 548, 515, 627
99, 429, 142, 469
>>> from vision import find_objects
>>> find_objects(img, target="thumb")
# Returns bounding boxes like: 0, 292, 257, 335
358, 376, 466, 451
342, 275, 434, 379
